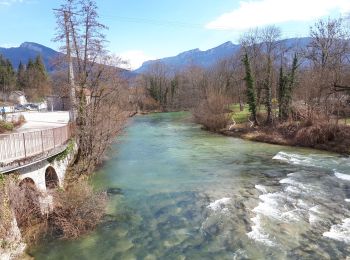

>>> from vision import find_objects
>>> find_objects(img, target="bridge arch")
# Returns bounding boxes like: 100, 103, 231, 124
16, 177, 41, 228
45, 166, 59, 190
19, 177, 36, 190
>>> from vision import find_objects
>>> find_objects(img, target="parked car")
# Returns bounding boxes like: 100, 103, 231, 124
15, 104, 27, 111
24, 104, 39, 111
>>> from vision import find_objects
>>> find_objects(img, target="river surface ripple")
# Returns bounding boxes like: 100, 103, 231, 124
31, 112, 350, 259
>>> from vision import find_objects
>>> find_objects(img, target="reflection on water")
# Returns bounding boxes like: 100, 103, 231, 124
31, 112, 350, 259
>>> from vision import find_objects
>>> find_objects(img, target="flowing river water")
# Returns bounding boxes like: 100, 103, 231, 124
31, 112, 350, 259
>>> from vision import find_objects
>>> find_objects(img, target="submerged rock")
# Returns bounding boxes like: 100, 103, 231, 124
107, 187, 123, 196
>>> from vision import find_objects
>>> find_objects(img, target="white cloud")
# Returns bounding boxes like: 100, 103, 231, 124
0, 43, 16, 48
0, 0, 25, 5
206, 0, 350, 30
119, 50, 155, 70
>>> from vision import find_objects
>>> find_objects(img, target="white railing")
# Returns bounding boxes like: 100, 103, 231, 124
0, 124, 72, 163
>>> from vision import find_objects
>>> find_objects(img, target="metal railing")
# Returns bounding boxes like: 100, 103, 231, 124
0, 124, 72, 163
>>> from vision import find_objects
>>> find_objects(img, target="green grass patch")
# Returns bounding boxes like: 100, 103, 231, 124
229, 104, 274, 124
339, 118, 350, 125
0, 121, 14, 133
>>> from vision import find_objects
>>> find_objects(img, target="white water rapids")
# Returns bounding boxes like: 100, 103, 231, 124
242, 151, 350, 248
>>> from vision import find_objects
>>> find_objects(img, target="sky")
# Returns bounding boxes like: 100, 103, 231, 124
0, 0, 349, 69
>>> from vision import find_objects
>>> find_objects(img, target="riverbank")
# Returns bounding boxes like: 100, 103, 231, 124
139, 110, 350, 155
220, 122, 350, 155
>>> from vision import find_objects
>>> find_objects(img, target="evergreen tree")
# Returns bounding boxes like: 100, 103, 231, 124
24, 56, 51, 101
34, 56, 47, 79
243, 53, 258, 125
16, 62, 26, 90
27, 58, 34, 70
0, 55, 16, 95
278, 66, 286, 119
278, 54, 298, 120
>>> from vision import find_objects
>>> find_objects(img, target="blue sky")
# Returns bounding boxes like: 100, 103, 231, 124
0, 0, 349, 69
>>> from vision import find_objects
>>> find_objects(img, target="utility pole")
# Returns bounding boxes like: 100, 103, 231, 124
53, 8, 77, 123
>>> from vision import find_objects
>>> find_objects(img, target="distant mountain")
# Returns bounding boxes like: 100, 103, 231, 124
0, 42, 61, 72
135, 37, 312, 73
0, 42, 136, 78
0, 37, 312, 77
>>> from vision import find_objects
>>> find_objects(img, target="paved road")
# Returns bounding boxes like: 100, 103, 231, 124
15, 111, 70, 133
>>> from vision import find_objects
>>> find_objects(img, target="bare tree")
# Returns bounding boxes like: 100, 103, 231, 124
54, 0, 130, 177
303, 17, 350, 122
260, 26, 281, 124
142, 62, 171, 111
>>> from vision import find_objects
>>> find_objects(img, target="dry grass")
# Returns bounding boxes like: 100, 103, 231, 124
295, 124, 340, 146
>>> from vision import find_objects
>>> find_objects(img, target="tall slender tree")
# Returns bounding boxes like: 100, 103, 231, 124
16, 62, 26, 90
278, 54, 298, 120
243, 53, 258, 125
260, 26, 281, 124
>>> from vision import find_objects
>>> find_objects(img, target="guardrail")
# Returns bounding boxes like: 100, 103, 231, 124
0, 124, 73, 163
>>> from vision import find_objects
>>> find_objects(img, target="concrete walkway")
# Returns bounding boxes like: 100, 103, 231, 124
15, 111, 70, 133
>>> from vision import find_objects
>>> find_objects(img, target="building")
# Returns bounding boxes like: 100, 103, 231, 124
8, 91, 27, 105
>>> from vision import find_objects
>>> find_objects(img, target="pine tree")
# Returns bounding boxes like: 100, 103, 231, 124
0, 55, 15, 95
34, 56, 47, 79
27, 58, 34, 70
243, 53, 258, 125
24, 56, 51, 101
16, 62, 26, 90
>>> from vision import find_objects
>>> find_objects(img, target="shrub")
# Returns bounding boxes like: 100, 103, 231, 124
48, 180, 107, 239
2, 177, 107, 245
8, 178, 44, 244
192, 92, 231, 131
0, 121, 14, 133
13, 115, 26, 128
294, 123, 345, 146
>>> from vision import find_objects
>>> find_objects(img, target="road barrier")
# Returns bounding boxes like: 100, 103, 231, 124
0, 124, 72, 163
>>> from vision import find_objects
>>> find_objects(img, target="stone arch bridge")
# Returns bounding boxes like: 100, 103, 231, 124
0, 123, 73, 192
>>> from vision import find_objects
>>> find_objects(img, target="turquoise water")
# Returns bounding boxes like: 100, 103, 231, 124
32, 112, 350, 259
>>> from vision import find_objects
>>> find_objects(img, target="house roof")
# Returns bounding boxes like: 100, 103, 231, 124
10, 91, 25, 96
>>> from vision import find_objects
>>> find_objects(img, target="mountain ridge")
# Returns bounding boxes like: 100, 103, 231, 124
135, 37, 312, 73
0, 42, 61, 72
0, 37, 312, 76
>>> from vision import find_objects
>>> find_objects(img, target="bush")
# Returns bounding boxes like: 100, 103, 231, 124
2, 177, 107, 245
0, 121, 14, 133
13, 115, 26, 128
192, 92, 231, 131
294, 123, 345, 146
48, 180, 107, 239
8, 178, 45, 244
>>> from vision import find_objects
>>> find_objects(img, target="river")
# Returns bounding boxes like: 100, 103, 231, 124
31, 112, 350, 259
